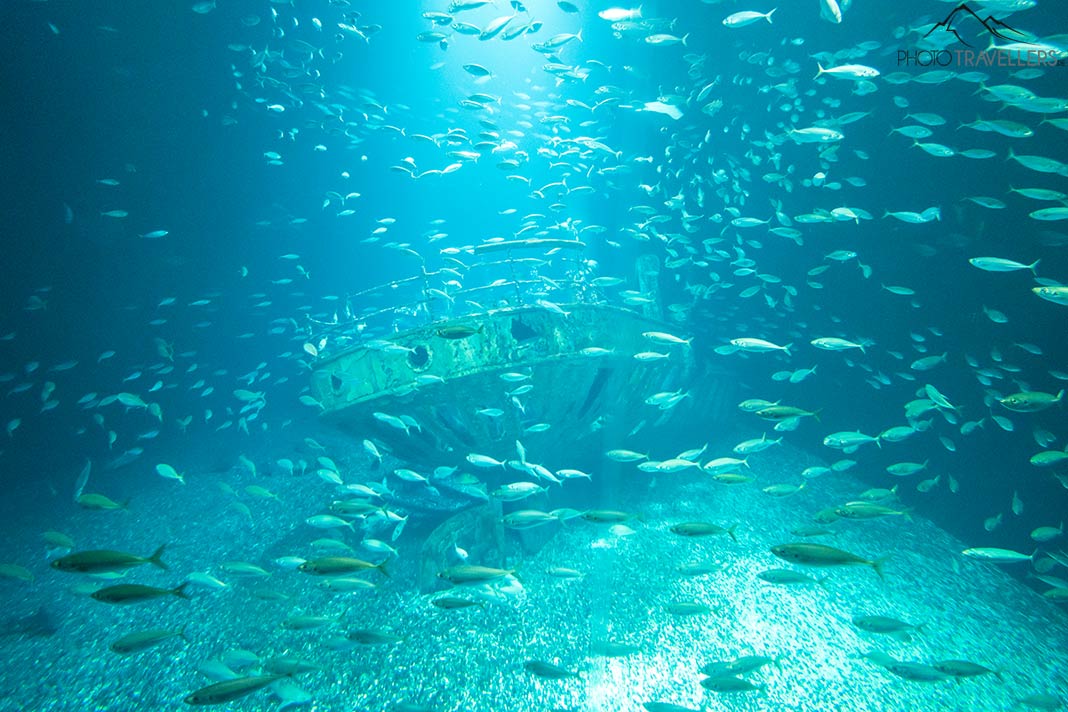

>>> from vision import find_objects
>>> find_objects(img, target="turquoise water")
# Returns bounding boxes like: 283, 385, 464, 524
2, 0, 1068, 710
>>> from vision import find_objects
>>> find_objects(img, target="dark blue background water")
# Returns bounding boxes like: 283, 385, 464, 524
2, 0, 1067, 574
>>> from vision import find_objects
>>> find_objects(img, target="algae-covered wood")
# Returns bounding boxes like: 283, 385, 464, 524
308, 304, 722, 468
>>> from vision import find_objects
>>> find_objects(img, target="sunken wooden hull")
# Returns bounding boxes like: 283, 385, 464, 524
309, 303, 730, 471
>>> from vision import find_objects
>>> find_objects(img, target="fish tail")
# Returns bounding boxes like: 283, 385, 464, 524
814, 62, 825, 80
173, 582, 191, 600
1029, 258, 1041, 274
727, 524, 738, 543
783, 343, 793, 357
376, 561, 391, 578
681, 33, 689, 47
149, 544, 169, 570
766, 7, 776, 23
871, 557, 888, 580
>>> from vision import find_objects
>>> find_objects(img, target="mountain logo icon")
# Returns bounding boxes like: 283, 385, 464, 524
922, 3, 1032, 48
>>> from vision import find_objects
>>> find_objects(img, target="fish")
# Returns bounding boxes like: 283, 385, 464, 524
431, 597, 483, 609
51, 546, 168, 574
462, 63, 492, 77
823, 431, 881, 450
90, 583, 189, 604
770, 543, 885, 578
642, 331, 691, 346
815, 63, 879, 80
436, 324, 482, 339
969, 257, 1040, 274
852, 615, 923, 637
961, 547, 1035, 564
503, 510, 558, 529
834, 502, 910, 520
605, 449, 648, 462
645, 33, 689, 47
755, 405, 820, 421
524, 661, 579, 679
670, 522, 738, 541
581, 510, 639, 523
184, 675, 286, 705
700, 675, 764, 692
729, 337, 791, 355
999, 390, 1064, 412
154, 463, 185, 485
299, 557, 389, 577
788, 127, 844, 144
810, 337, 865, 353
933, 660, 1001, 680
885, 662, 948, 683
75, 493, 128, 511
758, 569, 826, 586
109, 627, 187, 654
438, 565, 515, 585
722, 9, 777, 27
1033, 286, 1068, 306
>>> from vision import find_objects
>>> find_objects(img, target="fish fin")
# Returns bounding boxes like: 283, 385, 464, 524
871, 557, 889, 581
149, 544, 168, 570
